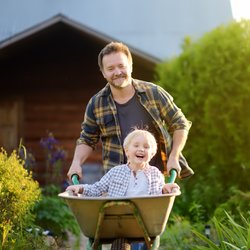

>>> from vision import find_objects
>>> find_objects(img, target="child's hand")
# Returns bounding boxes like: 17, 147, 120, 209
162, 183, 180, 194
66, 184, 84, 195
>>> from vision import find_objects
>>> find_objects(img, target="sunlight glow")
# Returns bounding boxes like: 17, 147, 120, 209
230, 0, 250, 20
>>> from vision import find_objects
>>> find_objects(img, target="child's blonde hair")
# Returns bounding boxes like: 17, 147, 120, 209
123, 129, 157, 156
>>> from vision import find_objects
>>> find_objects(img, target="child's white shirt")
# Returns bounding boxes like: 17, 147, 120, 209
125, 169, 148, 196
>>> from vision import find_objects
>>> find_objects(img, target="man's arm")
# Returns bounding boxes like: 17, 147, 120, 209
67, 143, 93, 180
167, 129, 188, 176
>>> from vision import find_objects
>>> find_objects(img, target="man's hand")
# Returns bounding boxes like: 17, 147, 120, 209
67, 144, 93, 181
167, 155, 181, 178
167, 129, 188, 178
67, 163, 82, 181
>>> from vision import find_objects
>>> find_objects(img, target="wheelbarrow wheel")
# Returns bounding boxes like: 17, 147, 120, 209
111, 238, 131, 250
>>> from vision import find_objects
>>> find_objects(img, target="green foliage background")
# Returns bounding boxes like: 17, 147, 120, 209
155, 20, 250, 220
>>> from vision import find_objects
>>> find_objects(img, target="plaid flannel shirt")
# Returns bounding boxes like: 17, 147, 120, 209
77, 79, 194, 178
82, 164, 165, 197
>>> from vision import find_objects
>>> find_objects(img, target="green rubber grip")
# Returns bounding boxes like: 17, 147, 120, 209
168, 169, 177, 183
71, 174, 80, 185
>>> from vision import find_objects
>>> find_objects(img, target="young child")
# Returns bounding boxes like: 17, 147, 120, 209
66, 129, 180, 196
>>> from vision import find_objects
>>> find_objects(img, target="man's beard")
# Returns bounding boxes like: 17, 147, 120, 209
109, 74, 131, 89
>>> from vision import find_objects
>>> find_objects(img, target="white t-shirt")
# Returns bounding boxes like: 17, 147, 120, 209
125, 169, 148, 196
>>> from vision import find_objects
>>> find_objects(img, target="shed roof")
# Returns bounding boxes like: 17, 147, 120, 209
0, 14, 160, 67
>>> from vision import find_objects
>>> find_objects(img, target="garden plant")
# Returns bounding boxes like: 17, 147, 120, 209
0, 149, 41, 249
156, 19, 250, 248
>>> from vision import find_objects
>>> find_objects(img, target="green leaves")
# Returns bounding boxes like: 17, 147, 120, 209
193, 212, 249, 249
156, 19, 250, 218
34, 185, 80, 238
0, 149, 41, 248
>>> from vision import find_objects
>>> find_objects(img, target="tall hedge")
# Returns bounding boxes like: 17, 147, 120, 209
156, 20, 250, 217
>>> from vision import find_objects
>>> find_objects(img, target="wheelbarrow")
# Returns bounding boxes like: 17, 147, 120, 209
58, 170, 180, 250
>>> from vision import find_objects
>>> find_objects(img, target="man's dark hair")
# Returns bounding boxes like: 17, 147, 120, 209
98, 42, 133, 71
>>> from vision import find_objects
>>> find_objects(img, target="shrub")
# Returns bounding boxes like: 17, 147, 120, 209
160, 215, 203, 250
156, 19, 250, 219
34, 184, 80, 242
0, 149, 41, 249
213, 189, 250, 223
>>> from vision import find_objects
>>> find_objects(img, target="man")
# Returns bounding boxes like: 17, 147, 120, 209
67, 41, 194, 182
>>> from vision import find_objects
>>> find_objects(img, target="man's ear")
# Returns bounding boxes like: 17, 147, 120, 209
101, 70, 106, 79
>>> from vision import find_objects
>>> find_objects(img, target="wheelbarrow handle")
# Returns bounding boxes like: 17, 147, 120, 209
168, 169, 178, 183
71, 174, 80, 185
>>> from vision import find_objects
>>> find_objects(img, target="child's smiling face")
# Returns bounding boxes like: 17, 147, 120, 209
125, 134, 154, 168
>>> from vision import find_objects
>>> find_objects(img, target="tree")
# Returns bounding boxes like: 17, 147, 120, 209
156, 20, 250, 219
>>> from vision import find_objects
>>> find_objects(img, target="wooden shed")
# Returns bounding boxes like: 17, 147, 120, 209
0, 14, 159, 185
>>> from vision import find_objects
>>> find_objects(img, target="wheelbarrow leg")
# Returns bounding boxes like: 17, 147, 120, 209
150, 236, 160, 250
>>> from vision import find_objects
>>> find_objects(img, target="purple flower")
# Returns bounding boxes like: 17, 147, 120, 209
40, 132, 58, 151
40, 132, 67, 167
50, 147, 66, 165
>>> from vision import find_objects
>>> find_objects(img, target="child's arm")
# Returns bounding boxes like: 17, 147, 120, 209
162, 183, 180, 194
65, 168, 113, 196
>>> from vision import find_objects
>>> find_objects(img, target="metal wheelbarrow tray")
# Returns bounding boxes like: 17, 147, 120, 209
58, 192, 180, 249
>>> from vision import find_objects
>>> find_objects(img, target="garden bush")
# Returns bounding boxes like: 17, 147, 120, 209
160, 215, 203, 250
156, 19, 250, 220
213, 189, 250, 223
34, 184, 80, 241
0, 149, 41, 249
